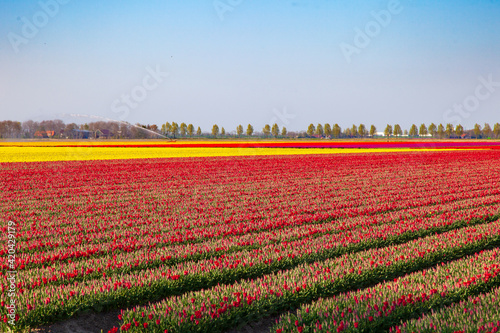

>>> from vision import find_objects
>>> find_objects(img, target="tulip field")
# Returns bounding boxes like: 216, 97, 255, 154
1, 143, 500, 332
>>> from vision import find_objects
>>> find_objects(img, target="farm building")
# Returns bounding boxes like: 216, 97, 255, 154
71, 129, 93, 139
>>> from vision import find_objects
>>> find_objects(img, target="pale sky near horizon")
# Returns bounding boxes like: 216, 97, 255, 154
0, 0, 499, 132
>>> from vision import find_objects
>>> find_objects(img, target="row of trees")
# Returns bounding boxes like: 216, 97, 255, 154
303, 122, 500, 139
307, 123, 365, 138
161, 122, 201, 138
0, 121, 22, 138
161, 122, 288, 138
1, 119, 500, 139
211, 124, 288, 138
0, 120, 165, 139
382, 123, 500, 139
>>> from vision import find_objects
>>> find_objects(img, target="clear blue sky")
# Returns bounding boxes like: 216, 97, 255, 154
1, 0, 499, 132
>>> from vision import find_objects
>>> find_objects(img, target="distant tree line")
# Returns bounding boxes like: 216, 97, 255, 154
377, 122, 500, 139
1, 119, 499, 139
0, 120, 164, 139
302, 122, 500, 139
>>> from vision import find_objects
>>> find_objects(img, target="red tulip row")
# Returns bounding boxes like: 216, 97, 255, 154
12, 182, 500, 252
3, 157, 500, 270
390, 285, 500, 333
2, 152, 497, 245
5, 190, 500, 272
2, 210, 500, 330
271, 247, 500, 333
115, 220, 500, 332
5, 202, 499, 293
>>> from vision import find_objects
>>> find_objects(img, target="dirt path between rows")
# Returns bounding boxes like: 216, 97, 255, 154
30, 310, 277, 333
30, 310, 121, 333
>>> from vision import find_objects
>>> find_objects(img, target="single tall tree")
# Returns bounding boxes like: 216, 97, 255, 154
164, 122, 172, 136
196, 126, 202, 136
211, 124, 219, 137
493, 123, 500, 138
455, 124, 464, 138
351, 124, 358, 138
393, 124, 402, 137
437, 124, 445, 138
236, 124, 244, 137
483, 123, 492, 138
171, 122, 179, 138
271, 123, 280, 137
187, 124, 194, 136
246, 124, 254, 136
180, 123, 187, 136
281, 127, 287, 137
409, 124, 418, 137
369, 125, 377, 137
358, 124, 366, 137
332, 124, 341, 138
262, 124, 271, 137
473, 123, 481, 138
221, 127, 225, 136
384, 124, 393, 137
324, 124, 332, 137
445, 123, 454, 138
419, 124, 428, 136
307, 124, 315, 137
315, 124, 324, 136
428, 123, 437, 137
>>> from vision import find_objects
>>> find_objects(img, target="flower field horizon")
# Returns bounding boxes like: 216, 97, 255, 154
1, 139, 499, 163
1, 145, 500, 332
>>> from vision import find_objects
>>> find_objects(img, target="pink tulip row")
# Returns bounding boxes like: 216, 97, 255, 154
8, 177, 498, 258
2, 212, 498, 329
272, 248, 500, 333
3, 152, 497, 248
4, 201, 499, 294
3, 186, 500, 273
114, 219, 500, 332
391, 286, 500, 332
1, 150, 500, 331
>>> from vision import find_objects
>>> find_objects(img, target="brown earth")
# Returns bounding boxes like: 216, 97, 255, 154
29, 311, 277, 333
29, 310, 121, 333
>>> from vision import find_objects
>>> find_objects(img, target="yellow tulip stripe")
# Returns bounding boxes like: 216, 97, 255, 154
0, 146, 460, 163
0, 140, 263, 147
